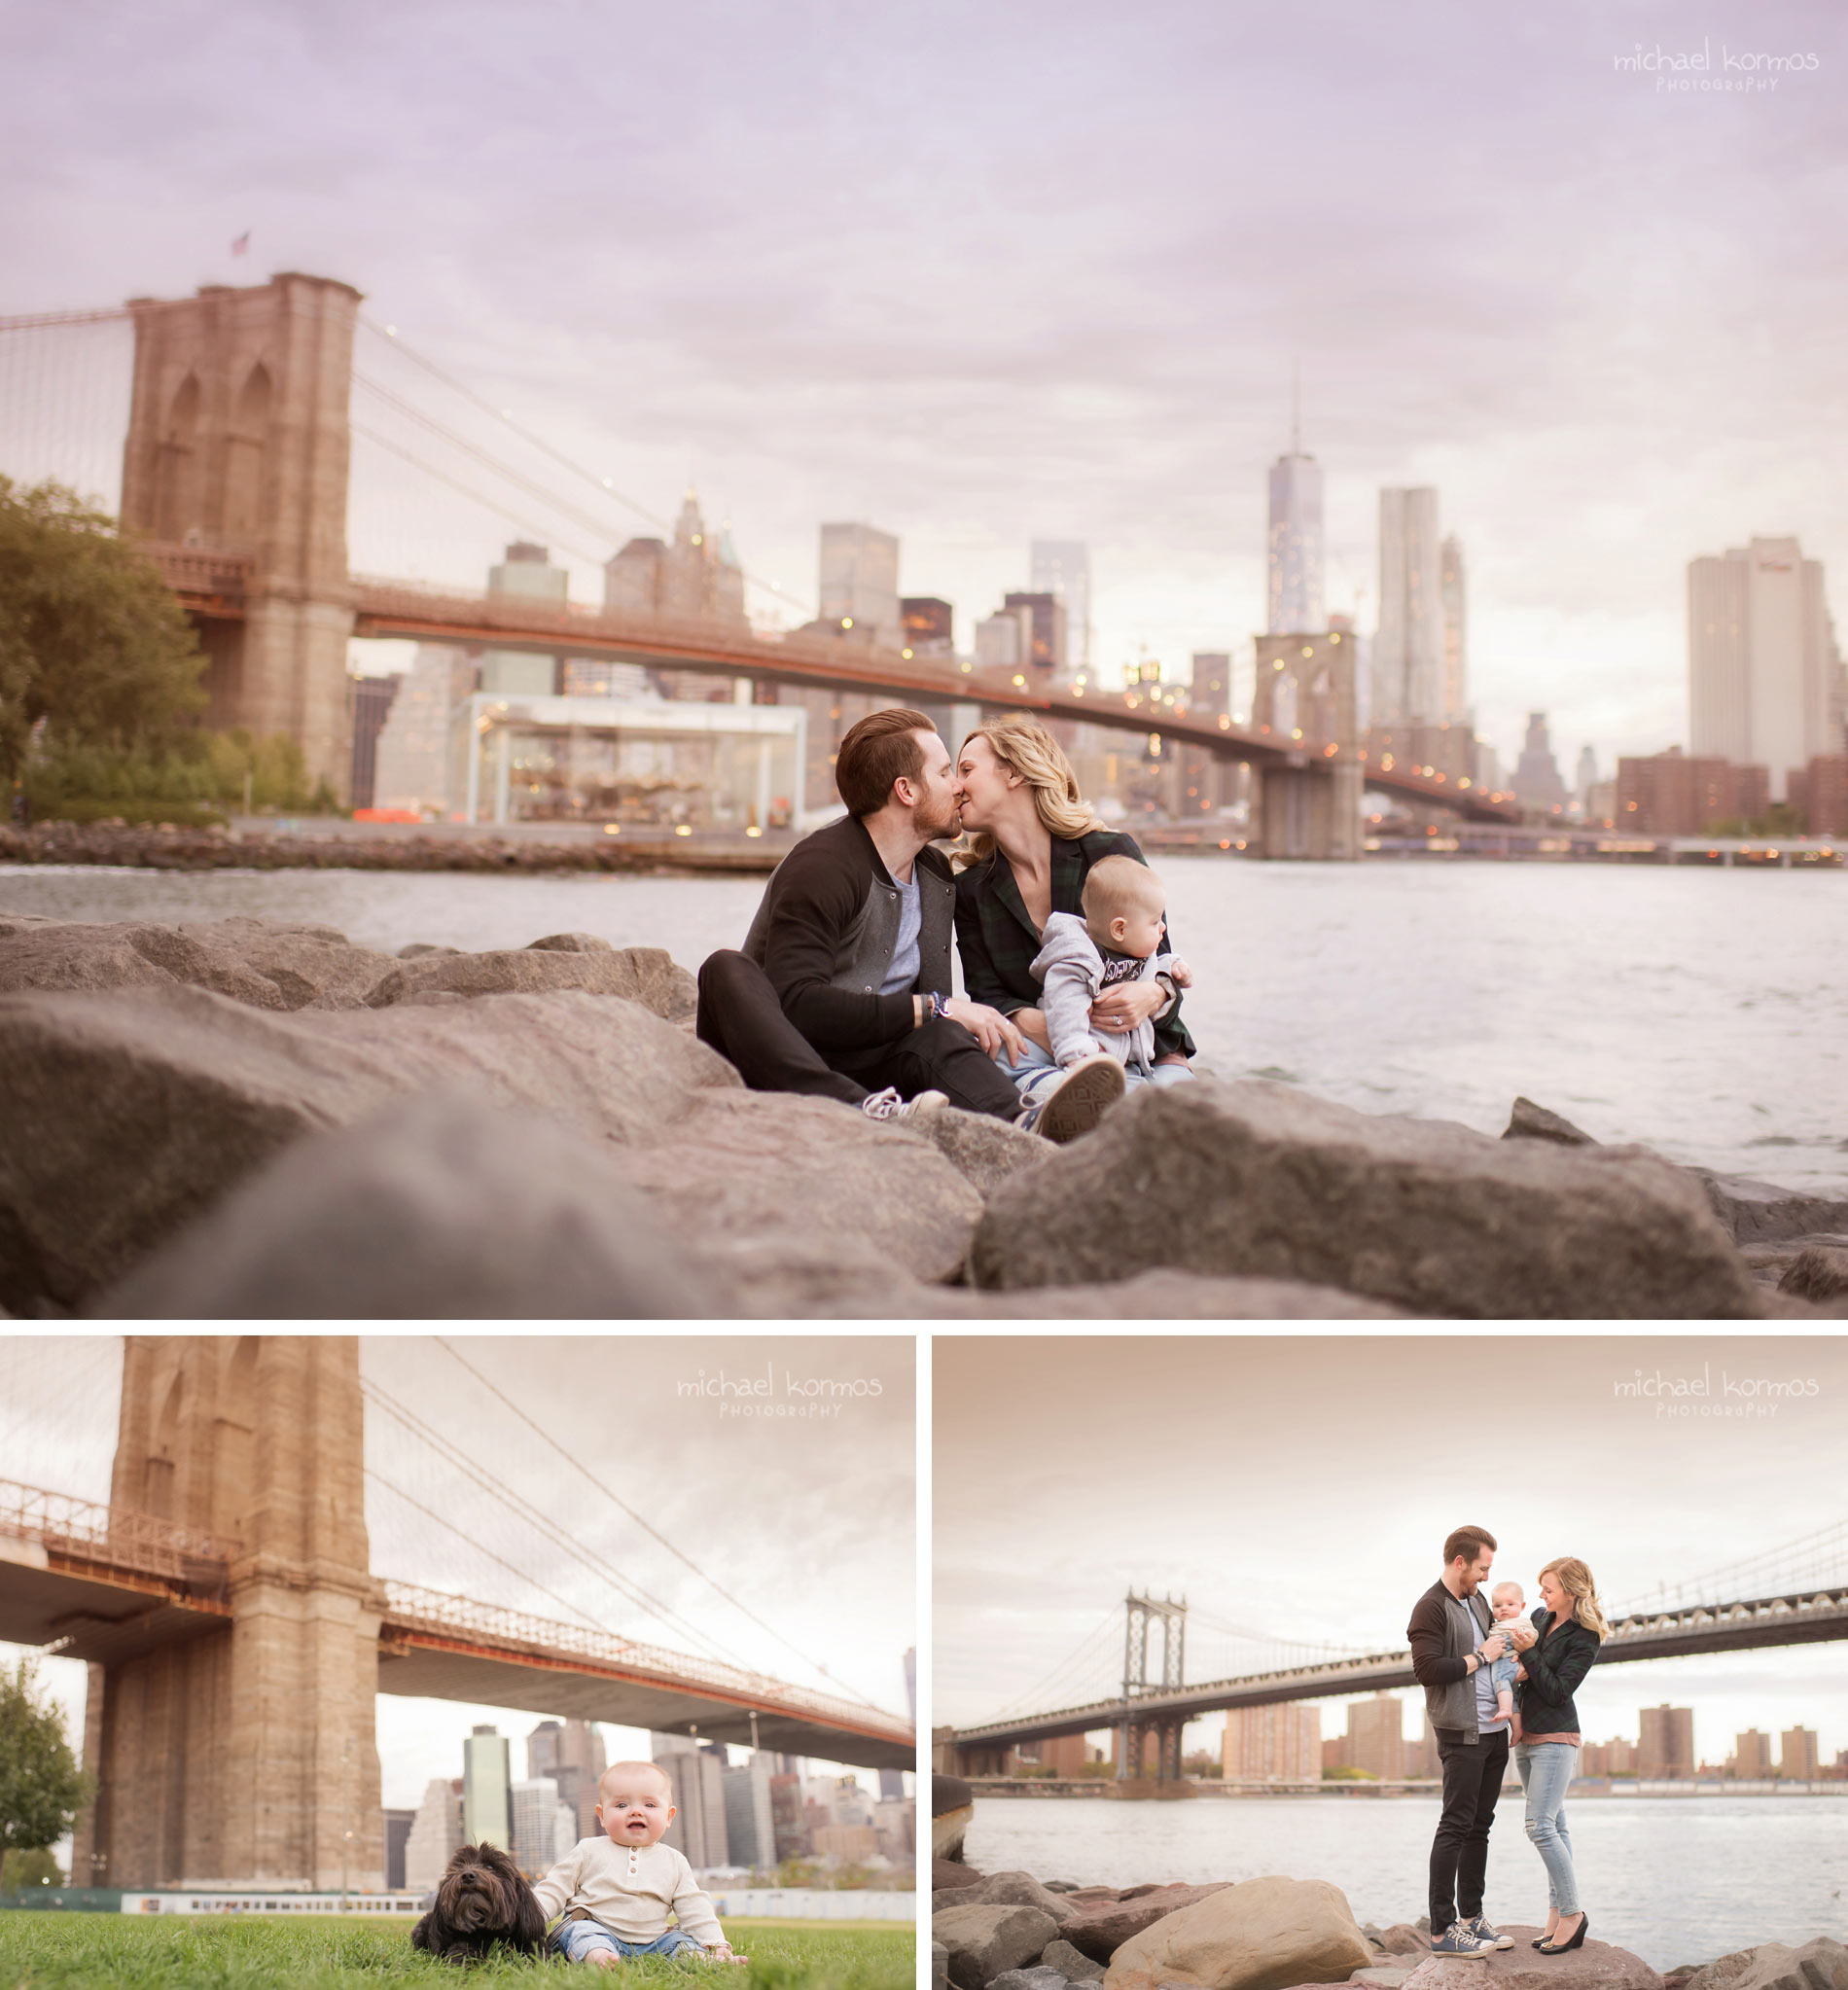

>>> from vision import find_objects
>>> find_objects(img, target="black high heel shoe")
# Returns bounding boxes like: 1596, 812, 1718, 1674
1537, 1914, 1588, 1955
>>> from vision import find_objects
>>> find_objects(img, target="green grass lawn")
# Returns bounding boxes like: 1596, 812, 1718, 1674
0, 1912, 914, 1990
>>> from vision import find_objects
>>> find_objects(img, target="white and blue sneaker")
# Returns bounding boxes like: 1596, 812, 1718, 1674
1430, 1923, 1494, 1957
1467, 1918, 1513, 1951
1013, 1052, 1126, 1144
860, 1086, 947, 1123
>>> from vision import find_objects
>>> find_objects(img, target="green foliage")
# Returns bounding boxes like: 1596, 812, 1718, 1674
0, 479, 206, 787
1, 1848, 61, 1889
1706, 802, 1807, 838
1321, 1764, 1376, 1781
0, 1660, 89, 1856
21, 727, 324, 823
0, 1911, 911, 1990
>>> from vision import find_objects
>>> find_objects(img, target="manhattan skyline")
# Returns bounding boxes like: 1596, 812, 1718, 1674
3, 0, 1844, 778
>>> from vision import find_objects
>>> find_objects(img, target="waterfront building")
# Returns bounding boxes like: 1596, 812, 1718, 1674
605, 493, 747, 627
1732, 1729, 1773, 1778
1574, 745, 1599, 812
1789, 754, 1848, 835
1374, 488, 1442, 724
1639, 1704, 1695, 1779
811, 1823, 878, 1866
1031, 541, 1091, 675
1782, 1727, 1820, 1780
404, 1777, 464, 1891
1268, 446, 1326, 637
652, 1735, 729, 1867
373, 645, 476, 817
1004, 589, 1068, 678
481, 542, 568, 697
1191, 652, 1232, 718
1688, 536, 1841, 800
872, 1795, 915, 1861
383, 1807, 415, 1891
528, 1718, 606, 1842
511, 1775, 563, 1875
901, 596, 954, 654
463, 1726, 512, 1849
1616, 748, 1769, 835
975, 604, 1033, 671
1223, 1701, 1321, 1781
721, 1760, 777, 1870
560, 657, 651, 699
1343, 1692, 1407, 1781
767, 1771, 807, 1861
1439, 535, 1468, 725
1512, 711, 1570, 815
819, 521, 901, 646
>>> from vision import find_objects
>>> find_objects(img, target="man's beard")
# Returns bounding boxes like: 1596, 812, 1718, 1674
917, 792, 962, 840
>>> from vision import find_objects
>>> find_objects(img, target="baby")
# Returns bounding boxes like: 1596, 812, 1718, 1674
1487, 1581, 1528, 1737
532, 1760, 746, 1969
1029, 855, 1186, 1078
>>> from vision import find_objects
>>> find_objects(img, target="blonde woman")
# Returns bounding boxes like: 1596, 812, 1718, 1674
949, 717, 1195, 1135
1508, 1557, 1608, 1955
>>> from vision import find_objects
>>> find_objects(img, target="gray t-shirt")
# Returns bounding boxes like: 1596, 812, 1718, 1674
1473, 1609, 1508, 1730
879, 871, 922, 996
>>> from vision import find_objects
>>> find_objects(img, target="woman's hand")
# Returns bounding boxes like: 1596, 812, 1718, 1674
944, 997, 1027, 1061
1089, 981, 1167, 1033
1507, 1620, 1539, 1651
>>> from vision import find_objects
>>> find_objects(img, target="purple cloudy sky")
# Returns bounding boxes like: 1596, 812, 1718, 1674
4, 0, 1845, 772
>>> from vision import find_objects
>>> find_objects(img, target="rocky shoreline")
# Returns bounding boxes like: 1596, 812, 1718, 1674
0, 819, 779, 874
929, 1852, 1848, 1990
2, 908, 1845, 1319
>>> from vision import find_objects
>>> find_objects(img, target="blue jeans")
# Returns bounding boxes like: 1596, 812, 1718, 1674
551, 1922, 703, 1964
1514, 1741, 1581, 1915
993, 1033, 1195, 1100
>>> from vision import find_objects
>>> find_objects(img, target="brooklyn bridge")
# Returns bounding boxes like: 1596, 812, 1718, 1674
0, 1338, 912, 1893
0, 273, 1520, 858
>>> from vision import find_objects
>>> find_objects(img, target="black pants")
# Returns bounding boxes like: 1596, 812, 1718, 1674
694, 949, 1020, 1119
1430, 1726, 1508, 1934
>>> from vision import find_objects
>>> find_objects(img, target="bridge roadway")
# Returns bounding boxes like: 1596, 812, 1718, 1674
0, 1479, 912, 1772
949, 1587, 1848, 1753
149, 546, 1523, 827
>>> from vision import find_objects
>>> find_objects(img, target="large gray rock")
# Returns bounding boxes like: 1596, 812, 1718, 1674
0, 983, 737, 1312
1044, 1939, 1108, 1984
364, 943, 696, 1021
1779, 1245, 1848, 1301
1062, 1887, 1234, 1963
1693, 1170, 1848, 1246
933, 1942, 950, 1990
933, 1903, 1060, 1990
1686, 1940, 1848, 1990
1400, 1929, 1661, 1990
1103, 1875, 1372, 1990
968, 1872, 1079, 1925
1502, 1097, 1596, 1145
911, 1108, 1052, 1197
992, 1971, 1075, 1990
175, 916, 401, 1008
100, 1091, 710, 1317
969, 1080, 1762, 1318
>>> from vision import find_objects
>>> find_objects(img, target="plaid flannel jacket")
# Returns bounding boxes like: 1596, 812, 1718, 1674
952, 828, 1196, 1061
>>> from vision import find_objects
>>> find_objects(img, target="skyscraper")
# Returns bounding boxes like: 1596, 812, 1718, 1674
1782, 1728, 1820, 1780
1439, 535, 1468, 723
1003, 590, 1068, 676
1374, 488, 1442, 723
721, 1760, 777, 1870
1639, 1705, 1695, 1779
1030, 541, 1091, 674
652, 1735, 729, 1868
1223, 1702, 1321, 1781
1688, 536, 1841, 800
1513, 712, 1570, 815
463, 1727, 512, 1849
818, 522, 901, 646
1343, 1693, 1407, 1781
1267, 450, 1325, 635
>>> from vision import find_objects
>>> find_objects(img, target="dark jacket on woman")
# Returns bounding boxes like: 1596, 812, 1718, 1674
1516, 1606, 1601, 1739
952, 828, 1196, 1060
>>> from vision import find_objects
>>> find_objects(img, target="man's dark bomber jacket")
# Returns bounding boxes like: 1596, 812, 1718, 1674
1407, 1576, 1495, 1741
742, 813, 951, 1050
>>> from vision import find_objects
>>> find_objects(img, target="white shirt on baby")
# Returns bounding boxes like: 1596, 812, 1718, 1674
530, 1835, 725, 1946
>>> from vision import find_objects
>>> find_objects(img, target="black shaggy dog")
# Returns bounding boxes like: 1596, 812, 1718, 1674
412, 1842, 549, 1963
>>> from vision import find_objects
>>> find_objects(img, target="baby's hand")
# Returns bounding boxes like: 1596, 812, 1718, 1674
1167, 956, 1193, 988
704, 1942, 747, 1967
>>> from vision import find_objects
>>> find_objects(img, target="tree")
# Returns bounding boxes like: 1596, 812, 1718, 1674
0, 1659, 89, 1859
0, 476, 206, 788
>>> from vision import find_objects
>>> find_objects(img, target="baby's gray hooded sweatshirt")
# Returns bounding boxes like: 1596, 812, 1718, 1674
1030, 911, 1177, 1073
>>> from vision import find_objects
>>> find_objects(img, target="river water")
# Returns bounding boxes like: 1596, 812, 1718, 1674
2, 858, 1843, 1189
963, 1793, 1848, 1969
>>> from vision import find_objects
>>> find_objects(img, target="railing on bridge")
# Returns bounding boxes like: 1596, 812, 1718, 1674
377, 1580, 912, 1740
0, 1477, 241, 1590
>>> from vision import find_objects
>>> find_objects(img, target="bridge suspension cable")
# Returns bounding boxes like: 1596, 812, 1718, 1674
361, 1381, 759, 1668
1610, 1516, 1848, 1615
434, 1339, 885, 1710
988, 1603, 1126, 1720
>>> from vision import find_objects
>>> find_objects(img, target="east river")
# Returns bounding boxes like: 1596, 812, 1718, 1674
2, 857, 1843, 1189
963, 1792, 1848, 1969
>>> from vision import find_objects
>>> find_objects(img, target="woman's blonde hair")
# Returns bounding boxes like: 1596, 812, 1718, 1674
1540, 1557, 1609, 1639
952, 716, 1103, 867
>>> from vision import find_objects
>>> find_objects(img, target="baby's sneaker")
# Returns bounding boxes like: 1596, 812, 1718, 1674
1015, 1053, 1126, 1144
